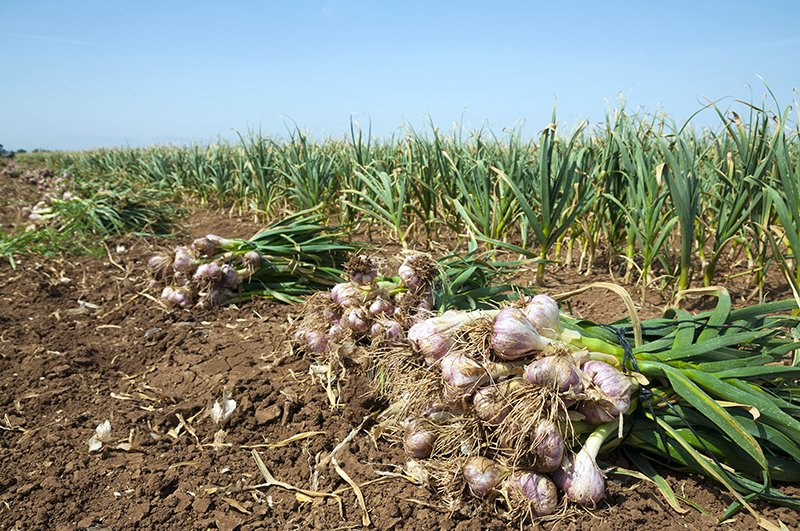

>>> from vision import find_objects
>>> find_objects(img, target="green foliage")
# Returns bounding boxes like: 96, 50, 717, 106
1, 160, 182, 262
1, 228, 105, 266
234, 209, 355, 302
49, 189, 179, 237
433, 250, 535, 310
16, 94, 800, 299
569, 289, 800, 516
659, 130, 702, 291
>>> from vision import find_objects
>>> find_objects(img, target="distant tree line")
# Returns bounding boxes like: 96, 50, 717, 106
0, 144, 31, 157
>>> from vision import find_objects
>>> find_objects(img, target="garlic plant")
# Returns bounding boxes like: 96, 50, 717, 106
292, 277, 638, 520
290, 271, 800, 526
290, 252, 438, 354
148, 210, 353, 309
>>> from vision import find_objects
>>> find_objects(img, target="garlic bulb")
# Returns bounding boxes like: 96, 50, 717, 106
398, 253, 437, 293
172, 246, 195, 273
346, 254, 378, 286
193, 262, 223, 281
440, 353, 513, 400
462, 456, 505, 497
342, 307, 369, 333
552, 421, 615, 506
522, 294, 562, 339
529, 419, 565, 473
472, 379, 525, 425
330, 282, 362, 308
492, 308, 550, 360
407, 310, 473, 363
524, 355, 583, 395
578, 360, 633, 424
505, 470, 559, 516
402, 419, 436, 459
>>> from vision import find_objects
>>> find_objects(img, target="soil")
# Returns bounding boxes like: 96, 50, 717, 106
0, 165, 798, 530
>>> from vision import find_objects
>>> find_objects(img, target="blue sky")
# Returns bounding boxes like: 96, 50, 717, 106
2, 1, 798, 150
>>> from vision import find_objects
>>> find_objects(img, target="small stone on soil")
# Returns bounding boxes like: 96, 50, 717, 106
255, 404, 281, 425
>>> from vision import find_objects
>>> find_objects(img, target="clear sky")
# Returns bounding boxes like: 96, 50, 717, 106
2, 1, 798, 151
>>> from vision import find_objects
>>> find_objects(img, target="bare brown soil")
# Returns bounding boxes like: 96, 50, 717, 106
0, 167, 798, 530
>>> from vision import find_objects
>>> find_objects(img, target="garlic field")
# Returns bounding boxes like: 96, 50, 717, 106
1, 104, 799, 530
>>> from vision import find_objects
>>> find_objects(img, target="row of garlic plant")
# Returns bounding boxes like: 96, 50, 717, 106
29, 101, 800, 294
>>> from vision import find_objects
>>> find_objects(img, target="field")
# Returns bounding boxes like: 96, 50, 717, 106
1, 104, 799, 530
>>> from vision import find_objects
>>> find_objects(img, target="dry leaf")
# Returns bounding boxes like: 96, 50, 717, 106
295, 492, 314, 503
221, 496, 251, 515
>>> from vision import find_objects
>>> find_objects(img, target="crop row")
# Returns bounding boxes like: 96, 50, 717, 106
34, 101, 800, 297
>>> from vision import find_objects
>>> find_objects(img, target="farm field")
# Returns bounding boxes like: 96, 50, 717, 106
1, 107, 799, 530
